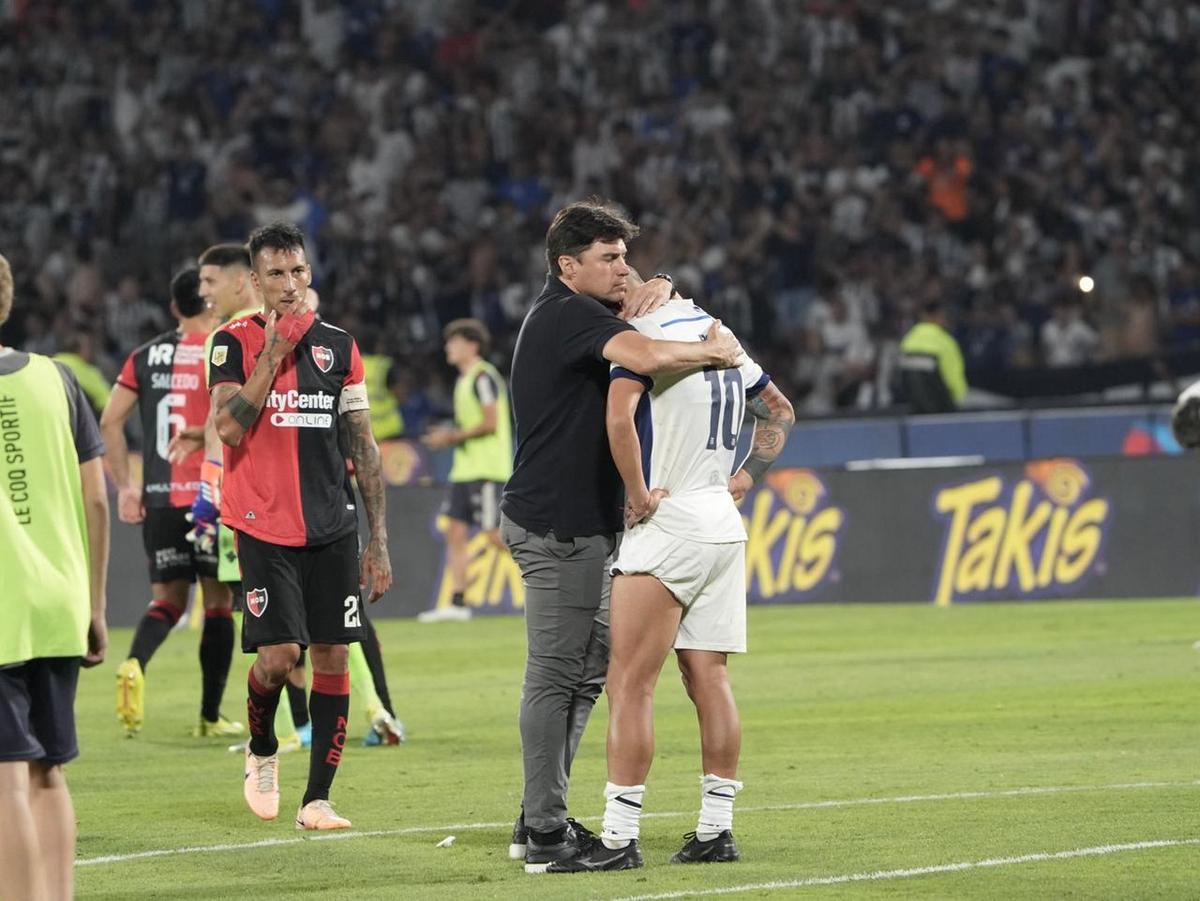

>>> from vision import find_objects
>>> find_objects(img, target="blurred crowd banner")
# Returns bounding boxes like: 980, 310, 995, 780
104, 456, 1199, 626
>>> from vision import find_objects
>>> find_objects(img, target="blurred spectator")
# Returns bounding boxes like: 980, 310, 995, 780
1041, 299, 1099, 367
898, 301, 966, 414
53, 332, 111, 418
1, 0, 1198, 412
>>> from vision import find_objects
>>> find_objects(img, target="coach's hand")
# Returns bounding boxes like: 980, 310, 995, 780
362, 535, 393, 603
704, 320, 744, 369
620, 276, 673, 321
117, 485, 145, 524
625, 486, 669, 530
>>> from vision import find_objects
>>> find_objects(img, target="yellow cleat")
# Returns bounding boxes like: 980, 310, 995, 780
276, 732, 303, 754
193, 714, 246, 738
115, 659, 144, 736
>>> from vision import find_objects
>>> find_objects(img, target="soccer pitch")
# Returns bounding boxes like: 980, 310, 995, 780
73, 600, 1197, 899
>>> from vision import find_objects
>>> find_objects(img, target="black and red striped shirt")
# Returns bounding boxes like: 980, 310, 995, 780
116, 330, 209, 508
207, 315, 366, 547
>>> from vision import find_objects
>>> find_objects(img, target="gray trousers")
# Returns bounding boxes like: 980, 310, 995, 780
500, 513, 616, 833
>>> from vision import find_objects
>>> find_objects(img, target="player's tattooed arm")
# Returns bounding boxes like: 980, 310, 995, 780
730, 381, 794, 502
342, 409, 393, 602
212, 383, 262, 446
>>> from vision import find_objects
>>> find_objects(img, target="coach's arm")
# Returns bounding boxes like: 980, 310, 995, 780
602, 319, 743, 377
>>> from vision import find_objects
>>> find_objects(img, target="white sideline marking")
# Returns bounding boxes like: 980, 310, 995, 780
75, 779, 1199, 867
609, 838, 1200, 900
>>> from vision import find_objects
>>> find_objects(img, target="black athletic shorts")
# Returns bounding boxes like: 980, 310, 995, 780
0, 657, 81, 765
236, 529, 366, 652
443, 479, 503, 529
142, 506, 219, 584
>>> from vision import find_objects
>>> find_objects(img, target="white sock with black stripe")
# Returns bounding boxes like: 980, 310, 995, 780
601, 782, 645, 848
697, 773, 743, 840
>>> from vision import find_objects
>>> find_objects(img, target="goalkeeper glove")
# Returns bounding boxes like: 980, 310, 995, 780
186, 458, 222, 553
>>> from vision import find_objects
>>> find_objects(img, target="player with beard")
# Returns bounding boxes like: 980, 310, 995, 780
208, 222, 392, 829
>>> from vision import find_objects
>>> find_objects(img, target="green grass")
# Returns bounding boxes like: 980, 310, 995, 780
72, 600, 1199, 899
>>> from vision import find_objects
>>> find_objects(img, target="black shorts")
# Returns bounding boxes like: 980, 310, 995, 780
0, 658, 81, 765
142, 506, 219, 584
443, 480, 503, 529
236, 529, 366, 652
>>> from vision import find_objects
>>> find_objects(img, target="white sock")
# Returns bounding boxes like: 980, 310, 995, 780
601, 782, 645, 847
696, 773, 742, 840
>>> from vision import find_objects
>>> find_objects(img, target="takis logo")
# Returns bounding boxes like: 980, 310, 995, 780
246, 587, 269, 617
311, 346, 334, 373
743, 468, 844, 601
932, 458, 1110, 606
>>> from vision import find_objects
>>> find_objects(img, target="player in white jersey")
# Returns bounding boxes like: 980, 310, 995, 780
546, 288, 795, 873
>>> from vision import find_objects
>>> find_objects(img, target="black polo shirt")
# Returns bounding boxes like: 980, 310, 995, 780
501, 276, 635, 539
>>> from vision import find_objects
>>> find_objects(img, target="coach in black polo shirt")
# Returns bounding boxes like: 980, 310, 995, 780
500, 201, 742, 872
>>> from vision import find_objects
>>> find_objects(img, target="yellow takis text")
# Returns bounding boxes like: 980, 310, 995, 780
933, 475, 1108, 607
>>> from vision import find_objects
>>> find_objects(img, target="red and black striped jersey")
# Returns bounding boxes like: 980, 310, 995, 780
116, 330, 210, 508
208, 315, 367, 548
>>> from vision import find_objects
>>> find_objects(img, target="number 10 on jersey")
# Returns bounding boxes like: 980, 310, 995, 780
704, 369, 743, 451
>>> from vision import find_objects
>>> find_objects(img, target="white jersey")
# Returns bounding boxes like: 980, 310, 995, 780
612, 299, 769, 544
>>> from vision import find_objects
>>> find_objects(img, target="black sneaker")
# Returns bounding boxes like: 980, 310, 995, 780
508, 811, 527, 861
547, 837, 643, 873
669, 830, 740, 863
524, 820, 591, 874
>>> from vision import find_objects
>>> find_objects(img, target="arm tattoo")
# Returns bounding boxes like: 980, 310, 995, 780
740, 391, 794, 484
226, 392, 261, 430
343, 410, 387, 536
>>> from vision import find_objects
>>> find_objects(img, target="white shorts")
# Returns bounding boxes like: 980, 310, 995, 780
612, 524, 746, 654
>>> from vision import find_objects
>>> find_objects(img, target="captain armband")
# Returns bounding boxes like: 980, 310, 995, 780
339, 382, 369, 413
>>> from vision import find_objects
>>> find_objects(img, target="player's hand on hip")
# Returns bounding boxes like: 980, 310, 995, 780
625, 486, 669, 529
361, 535, 393, 603
728, 469, 753, 503
167, 431, 203, 462
620, 276, 673, 321
117, 485, 145, 524
83, 613, 108, 667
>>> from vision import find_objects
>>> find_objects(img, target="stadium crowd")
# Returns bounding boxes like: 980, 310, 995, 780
1, 0, 1198, 417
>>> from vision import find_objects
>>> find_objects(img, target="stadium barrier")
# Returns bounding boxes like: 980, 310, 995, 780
105, 455, 1199, 626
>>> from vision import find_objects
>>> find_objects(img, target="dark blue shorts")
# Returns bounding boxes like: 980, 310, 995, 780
0, 657, 81, 765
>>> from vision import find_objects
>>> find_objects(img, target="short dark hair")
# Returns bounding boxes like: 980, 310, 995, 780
248, 221, 306, 266
443, 318, 490, 356
198, 243, 250, 269
545, 201, 639, 276
171, 267, 204, 318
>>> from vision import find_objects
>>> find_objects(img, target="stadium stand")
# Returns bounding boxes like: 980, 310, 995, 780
0, 0, 1197, 416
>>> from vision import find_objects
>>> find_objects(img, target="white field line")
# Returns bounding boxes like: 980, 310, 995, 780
609, 838, 1200, 900
75, 779, 1200, 867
